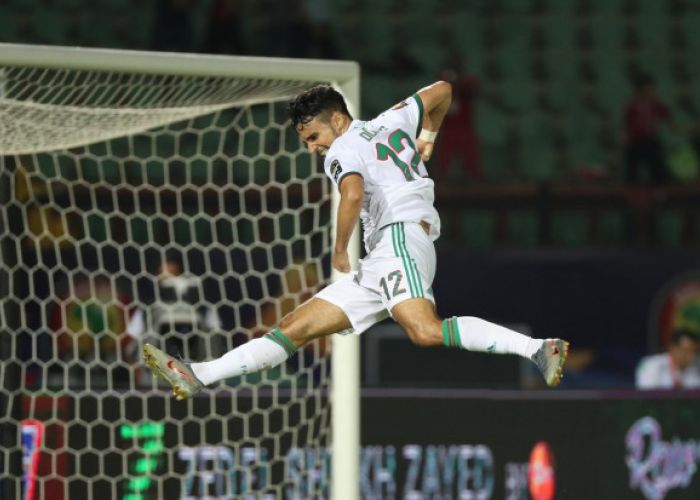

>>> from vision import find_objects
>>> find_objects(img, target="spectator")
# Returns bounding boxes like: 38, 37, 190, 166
127, 253, 219, 360
435, 48, 481, 180
636, 329, 700, 389
622, 75, 674, 185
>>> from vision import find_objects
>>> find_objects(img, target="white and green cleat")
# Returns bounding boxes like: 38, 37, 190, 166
143, 344, 204, 400
531, 339, 570, 387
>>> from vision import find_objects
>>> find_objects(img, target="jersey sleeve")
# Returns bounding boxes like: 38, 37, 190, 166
380, 94, 425, 138
324, 144, 367, 187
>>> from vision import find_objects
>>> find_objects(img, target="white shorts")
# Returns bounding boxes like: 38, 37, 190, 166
316, 222, 436, 335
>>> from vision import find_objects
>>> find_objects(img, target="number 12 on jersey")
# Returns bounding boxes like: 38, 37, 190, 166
380, 270, 407, 301
376, 129, 421, 181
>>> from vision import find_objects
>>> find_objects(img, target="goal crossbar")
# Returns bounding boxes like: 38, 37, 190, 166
0, 43, 359, 86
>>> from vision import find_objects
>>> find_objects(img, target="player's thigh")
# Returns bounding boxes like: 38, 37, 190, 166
314, 273, 389, 336
278, 297, 352, 346
391, 298, 443, 347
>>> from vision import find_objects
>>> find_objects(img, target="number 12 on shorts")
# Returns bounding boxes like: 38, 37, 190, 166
379, 270, 407, 301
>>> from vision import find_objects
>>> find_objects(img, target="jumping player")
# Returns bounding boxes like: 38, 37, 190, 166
144, 81, 569, 399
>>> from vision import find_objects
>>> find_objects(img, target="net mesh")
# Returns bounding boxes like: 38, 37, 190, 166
0, 63, 335, 499
0, 67, 316, 154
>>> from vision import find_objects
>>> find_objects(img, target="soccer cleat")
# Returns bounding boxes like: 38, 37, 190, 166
143, 344, 204, 400
531, 339, 570, 388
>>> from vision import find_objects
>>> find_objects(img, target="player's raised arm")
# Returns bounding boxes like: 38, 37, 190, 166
415, 80, 453, 162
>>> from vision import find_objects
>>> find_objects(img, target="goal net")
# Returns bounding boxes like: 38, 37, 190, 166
0, 44, 359, 499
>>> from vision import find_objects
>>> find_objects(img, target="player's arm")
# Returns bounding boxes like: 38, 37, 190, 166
333, 173, 364, 273
415, 80, 453, 162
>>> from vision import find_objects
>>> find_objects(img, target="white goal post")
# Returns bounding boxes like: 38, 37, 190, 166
0, 43, 360, 499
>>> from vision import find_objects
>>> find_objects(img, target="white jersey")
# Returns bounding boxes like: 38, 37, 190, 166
323, 94, 441, 251
635, 353, 700, 389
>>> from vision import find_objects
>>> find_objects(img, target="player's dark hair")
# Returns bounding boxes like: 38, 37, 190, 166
670, 328, 700, 345
288, 84, 351, 129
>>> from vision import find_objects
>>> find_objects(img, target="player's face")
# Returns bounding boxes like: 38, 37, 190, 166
296, 113, 341, 157
670, 338, 699, 369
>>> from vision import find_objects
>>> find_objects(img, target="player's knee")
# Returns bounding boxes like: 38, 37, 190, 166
403, 322, 441, 347
277, 311, 311, 346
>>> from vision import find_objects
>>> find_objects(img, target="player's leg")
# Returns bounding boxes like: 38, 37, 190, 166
391, 297, 541, 356
391, 298, 569, 387
377, 222, 569, 387
190, 297, 351, 383
144, 296, 352, 399
145, 273, 388, 399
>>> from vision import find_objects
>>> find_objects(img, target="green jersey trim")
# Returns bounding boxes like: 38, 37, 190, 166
411, 94, 424, 138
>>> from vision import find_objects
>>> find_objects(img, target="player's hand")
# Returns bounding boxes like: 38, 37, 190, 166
332, 249, 351, 273
417, 139, 434, 162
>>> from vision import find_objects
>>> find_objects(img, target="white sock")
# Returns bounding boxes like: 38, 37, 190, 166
443, 316, 543, 359
191, 329, 295, 386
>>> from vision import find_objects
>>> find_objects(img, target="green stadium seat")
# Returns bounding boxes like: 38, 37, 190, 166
635, 1, 669, 27
476, 101, 509, 145
599, 211, 627, 246
104, 0, 130, 9
8, 0, 34, 8
0, 9, 19, 39
546, 51, 578, 111
654, 211, 684, 247
539, 0, 578, 17
493, 42, 533, 104
77, 13, 122, 47
445, 10, 481, 60
32, 8, 68, 44
361, 75, 395, 118
589, 0, 626, 17
507, 211, 538, 246
355, 6, 394, 66
587, 15, 625, 49
595, 71, 630, 118
517, 113, 558, 180
500, 75, 536, 112
682, 12, 700, 52
539, 13, 576, 53
411, 42, 445, 76
480, 143, 512, 181
551, 212, 588, 246
521, 138, 557, 181
460, 210, 494, 248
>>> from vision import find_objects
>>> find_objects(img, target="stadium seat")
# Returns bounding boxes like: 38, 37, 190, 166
0, 10, 19, 39
361, 75, 395, 118
507, 211, 538, 246
595, 70, 630, 118
445, 10, 481, 60
654, 211, 684, 247
599, 211, 627, 246
551, 211, 588, 246
517, 113, 558, 180
476, 100, 509, 145
32, 8, 68, 44
460, 210, 494, 248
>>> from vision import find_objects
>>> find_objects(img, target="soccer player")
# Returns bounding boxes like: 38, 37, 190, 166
144, 81, 569, 399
